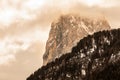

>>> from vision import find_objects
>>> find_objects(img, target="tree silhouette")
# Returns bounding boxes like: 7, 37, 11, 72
27, 28, 120, 80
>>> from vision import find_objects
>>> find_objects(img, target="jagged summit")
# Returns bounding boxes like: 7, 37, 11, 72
43, 14, 110, 65
27, 28, 120, 80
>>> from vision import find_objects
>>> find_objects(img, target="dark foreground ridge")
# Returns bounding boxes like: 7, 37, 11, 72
27, 28, 120, 80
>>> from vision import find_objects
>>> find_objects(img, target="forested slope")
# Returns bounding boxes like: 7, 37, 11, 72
27, 28, 120, 80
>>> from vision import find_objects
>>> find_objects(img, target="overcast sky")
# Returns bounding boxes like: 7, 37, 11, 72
0, 0, 120, 80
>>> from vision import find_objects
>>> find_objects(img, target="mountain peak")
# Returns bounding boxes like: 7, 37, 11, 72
43, 14, 110, 65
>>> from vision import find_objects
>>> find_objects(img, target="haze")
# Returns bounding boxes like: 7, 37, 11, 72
0, 0, 120, 80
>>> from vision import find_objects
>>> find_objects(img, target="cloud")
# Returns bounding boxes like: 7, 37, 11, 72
0, 0, 120, 27
0, 0, 120, 67
0, 26, 49, 65
0, 0, 120, 80
0, 0, 120, 66
0, 41, 45, 80
22, 0, 45, 10
0, 0, 43, 26
0, 54, 15, 65
78, 0, 120, 7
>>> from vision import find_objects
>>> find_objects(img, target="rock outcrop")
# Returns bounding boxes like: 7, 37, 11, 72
27, 28, 120, 80
43, 14, 111, 65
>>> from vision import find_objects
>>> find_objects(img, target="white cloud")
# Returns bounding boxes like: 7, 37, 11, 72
0, 8, 35, 26
0, 0, 119, 26
79, 0, 103, 7
78, 0, 120, 7
0, 0, 44, 26
0, 8, 17, 26
0, 27, 49, 65
22, 0, 45, 10
0, 54, 15, 65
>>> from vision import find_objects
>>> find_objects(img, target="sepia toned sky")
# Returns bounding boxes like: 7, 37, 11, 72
0, 0, 120, 80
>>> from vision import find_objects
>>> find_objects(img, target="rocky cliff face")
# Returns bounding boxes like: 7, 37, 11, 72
43, 14, 111, 65
27, 28, 120, 80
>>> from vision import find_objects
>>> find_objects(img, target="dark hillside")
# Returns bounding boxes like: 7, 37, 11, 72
27, 28, 120, 80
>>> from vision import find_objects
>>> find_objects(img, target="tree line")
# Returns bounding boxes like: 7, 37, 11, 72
27, 28, 120, 80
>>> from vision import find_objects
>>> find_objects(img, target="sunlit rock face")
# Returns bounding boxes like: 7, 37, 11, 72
43, 14, 111, 65
27, 28, 120, 80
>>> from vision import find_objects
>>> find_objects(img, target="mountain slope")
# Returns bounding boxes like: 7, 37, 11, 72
27, 28, 120, 80
43, 14, 111, 65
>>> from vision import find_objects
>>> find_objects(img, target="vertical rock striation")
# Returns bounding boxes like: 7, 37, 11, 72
43, 14, 111, 65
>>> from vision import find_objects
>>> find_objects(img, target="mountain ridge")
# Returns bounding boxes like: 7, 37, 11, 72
27, 28, 120, 80
43, 14, 110, 65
